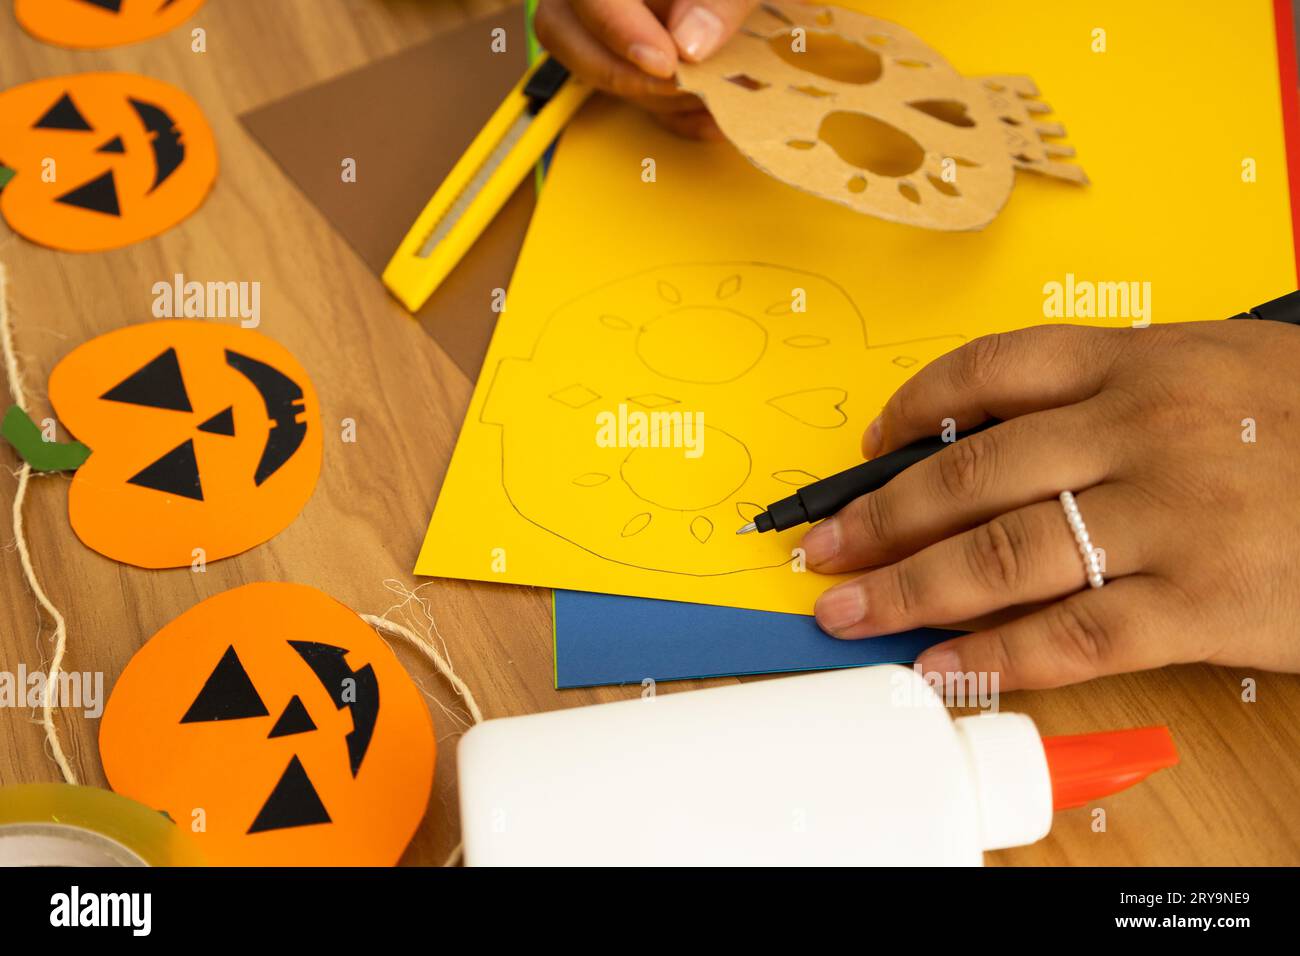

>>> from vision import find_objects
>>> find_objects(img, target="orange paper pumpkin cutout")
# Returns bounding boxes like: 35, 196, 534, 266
16, 0, 206, 50
0, 73, 216, 251
48, 320, 321, 568
100, 583, 437, 867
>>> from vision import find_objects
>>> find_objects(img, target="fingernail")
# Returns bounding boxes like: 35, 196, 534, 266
672, 6, 725, 61
628, 42, 674, 78
917, 646, 960, 679
815, 583, 866, 634
863, 416, 882, 458
801, 517, 841, 567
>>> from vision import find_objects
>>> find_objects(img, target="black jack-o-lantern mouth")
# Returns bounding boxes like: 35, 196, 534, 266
223, 350, 309, 486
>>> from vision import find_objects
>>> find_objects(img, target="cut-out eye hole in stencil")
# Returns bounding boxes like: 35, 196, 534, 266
479, 262, 965, 576
679, 2, 1087, 230
15, 0, 206, 49
0, 72, 217, 250
0, 320, 321, 568
99, 582, 436, 866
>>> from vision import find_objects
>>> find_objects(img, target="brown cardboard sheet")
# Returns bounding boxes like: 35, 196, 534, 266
240, 7, 533, 379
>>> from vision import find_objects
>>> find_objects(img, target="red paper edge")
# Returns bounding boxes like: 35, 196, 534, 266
1274, 0, 1300, 282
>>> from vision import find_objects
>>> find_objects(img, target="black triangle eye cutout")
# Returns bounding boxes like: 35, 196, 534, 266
127, 438, 204, 500
181, 645, 270, 723
247, 756, 332, 834
34, 93, 93, 132
56, 171, 121, 217
197, 406, 235, 436
97, 136, 125, 154
101, 347, 193, 411
268, 695, 317, 738
77, 0, 124, 11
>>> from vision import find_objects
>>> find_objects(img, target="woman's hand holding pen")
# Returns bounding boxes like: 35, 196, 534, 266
802, 321, 1300, 690
534, 0, 759, 138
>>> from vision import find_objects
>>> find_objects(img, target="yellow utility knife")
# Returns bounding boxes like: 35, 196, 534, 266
383, 56, 591, 313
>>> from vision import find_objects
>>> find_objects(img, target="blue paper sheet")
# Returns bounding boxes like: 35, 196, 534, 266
553, 590, 950, 688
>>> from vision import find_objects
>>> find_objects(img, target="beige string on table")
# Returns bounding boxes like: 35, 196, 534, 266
1, 260, 78, 784
0, 262, 483, 865
363, 581, 485, 867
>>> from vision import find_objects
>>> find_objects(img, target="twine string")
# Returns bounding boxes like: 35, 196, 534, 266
0, 262, 77, 784
364, 578, 486, 867
2, 264, 483, 863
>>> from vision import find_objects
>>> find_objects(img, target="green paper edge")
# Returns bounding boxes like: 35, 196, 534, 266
531, 0, 553, 687
0, 165, 14, 189
528, 0, 565, 690
524, 0, 540, 62
525, 0, 546, 195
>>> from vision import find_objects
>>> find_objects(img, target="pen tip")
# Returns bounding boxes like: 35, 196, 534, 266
736, 522, 756, 535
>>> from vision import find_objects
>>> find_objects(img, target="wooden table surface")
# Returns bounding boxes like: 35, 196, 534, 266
2, 0, 1298, 867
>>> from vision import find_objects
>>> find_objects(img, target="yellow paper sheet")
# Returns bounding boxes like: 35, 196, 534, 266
417, 0, 1296, 614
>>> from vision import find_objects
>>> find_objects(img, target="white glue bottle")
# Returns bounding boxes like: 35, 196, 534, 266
457, 663, 1177, 865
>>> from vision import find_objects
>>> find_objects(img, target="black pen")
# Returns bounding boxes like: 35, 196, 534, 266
737, 290, 1300, 536
736, 420, 999, 535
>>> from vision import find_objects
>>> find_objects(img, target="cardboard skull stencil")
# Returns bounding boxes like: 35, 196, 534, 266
677, 2, 1087, 230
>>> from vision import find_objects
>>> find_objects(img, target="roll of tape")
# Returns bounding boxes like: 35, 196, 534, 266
0, 785, 205, 867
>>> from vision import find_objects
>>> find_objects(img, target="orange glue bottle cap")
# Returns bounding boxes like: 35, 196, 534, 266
1041, 725, 1178, 811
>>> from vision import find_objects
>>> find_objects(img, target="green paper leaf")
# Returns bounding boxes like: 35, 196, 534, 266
0, 165, 14, 189
1, 405, 91, 472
